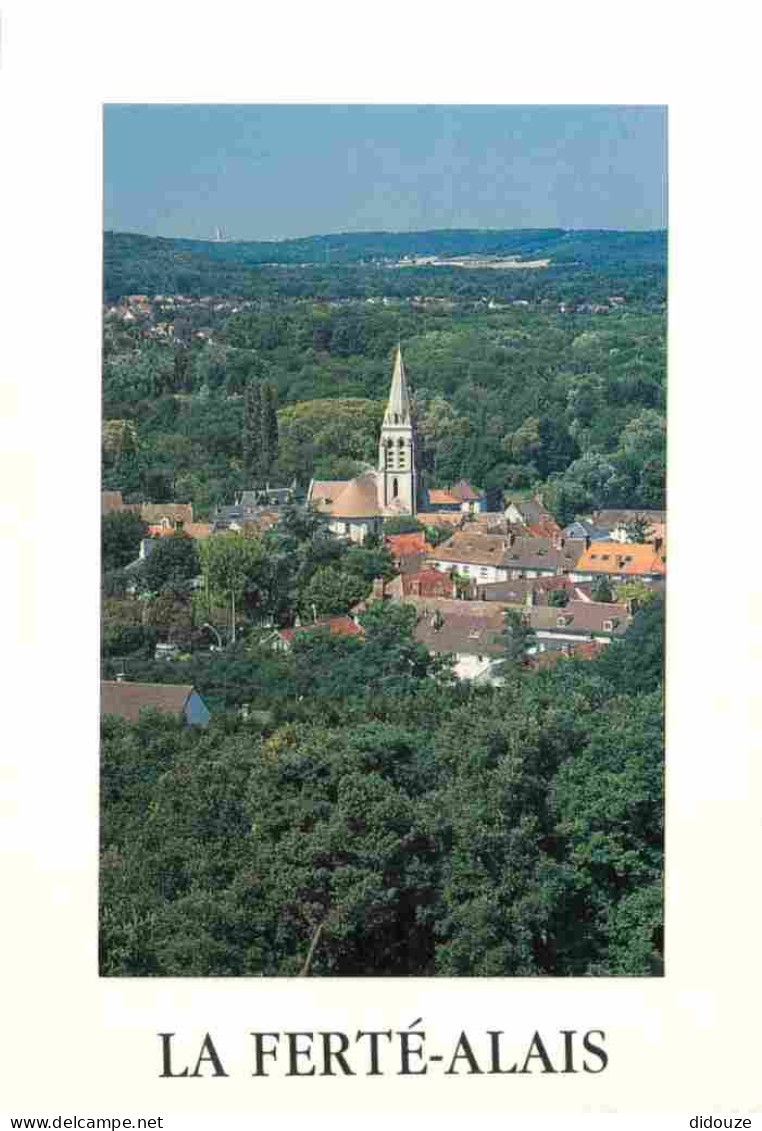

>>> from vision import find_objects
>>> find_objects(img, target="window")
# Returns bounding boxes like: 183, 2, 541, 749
603, 620, 613, 632
392, 477, 399, 499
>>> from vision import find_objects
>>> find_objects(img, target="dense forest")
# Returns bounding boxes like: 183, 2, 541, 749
101, 589, 665, 977
103, 228, 666, 523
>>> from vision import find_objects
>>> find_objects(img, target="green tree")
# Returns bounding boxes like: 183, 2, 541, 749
591, 575, 615, 603
499, 608, 536, 671
549, 690, 664, 974
297, 566, 368, 619
242, 380, 262, 484
199, 532, 268, 640
624, 514, 653, 543
260, 381, 279, 480
612, 578, 659, 612
593, 595, 665, 694
140, 533, 200, 593
102, 511, 147, 573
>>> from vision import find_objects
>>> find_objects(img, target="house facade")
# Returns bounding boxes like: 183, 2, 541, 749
403, 597, 507, 683
527, 601, 632, 654
570, 541, 667, 584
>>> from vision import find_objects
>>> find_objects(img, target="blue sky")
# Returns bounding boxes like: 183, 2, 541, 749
104, 104, 666, 240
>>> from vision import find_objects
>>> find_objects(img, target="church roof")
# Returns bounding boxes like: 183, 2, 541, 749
328, 472, 383, 517
310, 480, 350, 511
309, 473, 382, 518
383, 346, 412, 426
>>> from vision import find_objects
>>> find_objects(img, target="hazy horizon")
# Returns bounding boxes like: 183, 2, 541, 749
104, 105, 667, 241
106, 221, 667, 242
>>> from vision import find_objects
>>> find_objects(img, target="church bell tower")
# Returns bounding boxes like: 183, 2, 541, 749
378, 346, 417, 515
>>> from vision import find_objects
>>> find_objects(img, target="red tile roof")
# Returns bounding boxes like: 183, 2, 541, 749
149, 522, 212, 540
575, 542, 666, 577
448, 479, 483, 502
393, 570, 456, 598
385, 532, 433, 558
428, 489, 461, 507
278, 616, 363, 644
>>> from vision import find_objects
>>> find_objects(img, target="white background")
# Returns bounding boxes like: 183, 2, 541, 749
1, 0, 760, 1119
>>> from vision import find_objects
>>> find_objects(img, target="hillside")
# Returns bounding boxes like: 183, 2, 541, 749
104, 228, 667, 304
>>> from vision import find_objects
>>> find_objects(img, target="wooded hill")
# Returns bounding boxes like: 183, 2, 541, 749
104, 228, 667, 305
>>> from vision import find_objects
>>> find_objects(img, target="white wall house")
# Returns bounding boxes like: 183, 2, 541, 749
428, 557, 509, 584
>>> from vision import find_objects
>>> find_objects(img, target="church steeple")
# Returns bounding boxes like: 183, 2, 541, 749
378, 345, 417, 515
383, 345, 412, 427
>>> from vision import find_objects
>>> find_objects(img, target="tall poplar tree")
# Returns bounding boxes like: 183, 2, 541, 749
260, 381, 279, 481
243, 381, 263, 484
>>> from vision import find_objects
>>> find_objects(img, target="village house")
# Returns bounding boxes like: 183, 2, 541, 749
426, 480, 486, 514
270, 615, 363, 652
140, 502, 194, 529
403, 596, 507, 683
211, 504, 281, 534
210, 483, 303, 528
427, 530, 514, 584
428, 529, 585, 584
472, 573, 577, 606
570, 541, 666, 584
502, 535, 586, 579
592, 509, 667, 543
384, 531, 435, 575
561, 518, 613, 542
101, 680, 211, 726
148, 521, 212, 540
101, 490, 140, 516
527, 600, 632, 654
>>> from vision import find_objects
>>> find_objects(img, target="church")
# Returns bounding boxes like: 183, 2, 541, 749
307, 346, 419, 543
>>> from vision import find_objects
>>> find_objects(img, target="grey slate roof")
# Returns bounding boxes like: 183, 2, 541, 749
529, 600, 631, 639
403, 597, 507, 657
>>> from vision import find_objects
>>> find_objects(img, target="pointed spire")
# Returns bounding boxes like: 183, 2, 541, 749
384, 345, 411, 425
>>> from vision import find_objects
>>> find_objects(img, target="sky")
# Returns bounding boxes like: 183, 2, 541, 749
103, 104, 666, 240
